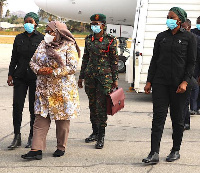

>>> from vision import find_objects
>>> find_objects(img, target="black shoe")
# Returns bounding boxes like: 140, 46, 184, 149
190, 110, 197, 115
21, 150, 42, 160
25, 136, 32, 148
53, 149, 65, 157
95, 126, 105, 149
85, 133, 98, 143
95, 134, 105, 149
8, 134, 21, 150
142, 152, 159, 164
166, 150, 180, 162
184, 124, 190, 131
95, 135, 104, 149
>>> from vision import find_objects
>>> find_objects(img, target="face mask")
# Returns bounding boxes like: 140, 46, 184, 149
91, 25, 102, 34
166, 19, 178, 30
24, 23, 35, 33
196, 24, 200, 30
44, 33, 55, 44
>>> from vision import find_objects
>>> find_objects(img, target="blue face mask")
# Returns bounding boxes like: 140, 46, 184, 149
91, 25, 102, 34
196, 24, 200, 30
166, 19, 178, 30
24, 23, 35, 33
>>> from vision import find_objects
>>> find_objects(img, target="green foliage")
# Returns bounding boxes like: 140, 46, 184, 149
0, 15, 23, 24
12, 17, 23, 24
0, 0, 7, 18
38, 8, 58, 22
37, 9, 91, 34
0, 0, 7, 4
65, 20, 91, 33
37, 25, 46, 34
72, 31, 90, 36
5, 9, 10, 17
0, 7, 92, 35
6, 15, 18, 23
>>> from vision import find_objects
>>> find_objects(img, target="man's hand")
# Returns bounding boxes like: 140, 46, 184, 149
7, 75, 13, 86
38, 67, 53, 75
112, 81, 118, 89
144, 82, 151, 94
78, 79, 83, 88
176, 81, 188, 93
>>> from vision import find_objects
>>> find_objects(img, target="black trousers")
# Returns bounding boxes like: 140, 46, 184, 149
13, 77, 36, 136
183, 95, 190, 125
151, 83, 190, 153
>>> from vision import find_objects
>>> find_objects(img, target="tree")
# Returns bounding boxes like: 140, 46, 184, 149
0, 0, 7, 19
7, 15, 18, 24
38, 9, 48, 20
38, 8, 58, 22
38, 8, 90, 34
65, 20, 90, 33
5, 9, 10, 17
14, 17, 23, 24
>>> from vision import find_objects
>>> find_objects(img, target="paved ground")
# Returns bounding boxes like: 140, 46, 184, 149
1, 44, 200, 173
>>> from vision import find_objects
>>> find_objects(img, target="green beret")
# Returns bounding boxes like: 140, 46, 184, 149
24, 12, 39, 24
169, 7, 187, 23
90, 14, 106, 23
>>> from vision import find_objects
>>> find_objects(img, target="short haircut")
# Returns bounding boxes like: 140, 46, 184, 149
185, 19, 191, 26
197, 16, 200, 20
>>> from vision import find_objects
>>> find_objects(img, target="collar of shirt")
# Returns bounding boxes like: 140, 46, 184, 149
167, 28, 185, 35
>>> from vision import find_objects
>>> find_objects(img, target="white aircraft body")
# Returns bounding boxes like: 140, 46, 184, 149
34, 0, 137, 26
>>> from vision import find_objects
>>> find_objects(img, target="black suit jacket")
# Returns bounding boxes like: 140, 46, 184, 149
147, 29, 197, 87
8, 30, 44, 80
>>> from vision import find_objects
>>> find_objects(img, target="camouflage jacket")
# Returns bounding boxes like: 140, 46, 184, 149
79, 33, 118, 83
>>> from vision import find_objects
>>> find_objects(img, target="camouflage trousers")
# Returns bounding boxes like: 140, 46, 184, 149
85, 78, 112, 127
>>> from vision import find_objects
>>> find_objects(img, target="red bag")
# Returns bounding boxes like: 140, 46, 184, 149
107, 88, 125, 115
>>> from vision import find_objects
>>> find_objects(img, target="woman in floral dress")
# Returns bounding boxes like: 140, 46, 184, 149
21, 21, 80, 160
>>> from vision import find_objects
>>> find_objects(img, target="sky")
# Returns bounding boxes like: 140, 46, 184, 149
3, 0, 39, 15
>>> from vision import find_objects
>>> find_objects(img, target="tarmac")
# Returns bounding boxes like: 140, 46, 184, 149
1, 44, 200, 173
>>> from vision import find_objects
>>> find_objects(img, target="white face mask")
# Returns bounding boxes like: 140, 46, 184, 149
44, 33, 55, 44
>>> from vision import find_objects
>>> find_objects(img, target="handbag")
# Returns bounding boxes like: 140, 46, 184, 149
107, 87, 125, 115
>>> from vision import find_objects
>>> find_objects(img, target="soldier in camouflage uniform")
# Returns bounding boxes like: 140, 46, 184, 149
78, 14, 118, 149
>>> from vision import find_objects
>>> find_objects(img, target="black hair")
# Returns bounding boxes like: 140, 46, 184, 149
197, 16, 200, 20
185, 19, 191, 26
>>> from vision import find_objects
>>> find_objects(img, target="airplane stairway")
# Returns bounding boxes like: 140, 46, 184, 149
133, 0, 200, 92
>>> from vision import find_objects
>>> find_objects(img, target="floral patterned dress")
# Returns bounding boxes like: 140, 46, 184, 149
30, 40, 80, 120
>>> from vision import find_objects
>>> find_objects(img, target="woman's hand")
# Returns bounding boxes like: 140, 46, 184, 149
144, 82, 151, 94
112, 81, 118, 89
176, 81, 188, 93
78, 79, 83, 88
38, 67, 53, 75
7, 75, 13, 86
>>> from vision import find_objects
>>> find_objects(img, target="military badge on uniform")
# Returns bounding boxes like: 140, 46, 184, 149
95, 14, 99, 21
